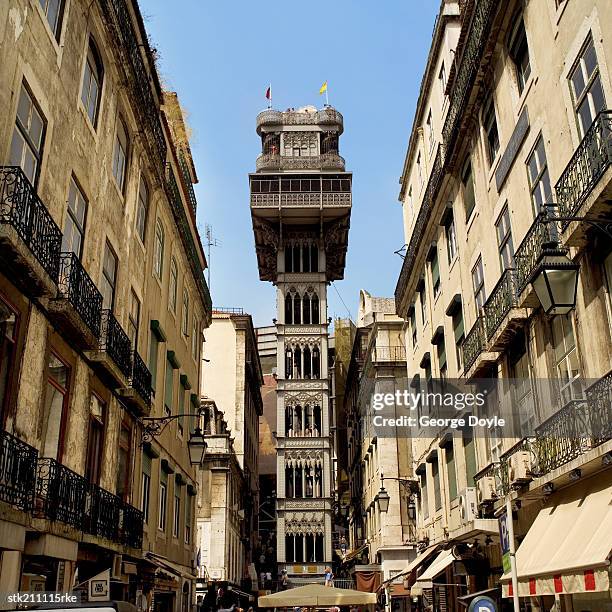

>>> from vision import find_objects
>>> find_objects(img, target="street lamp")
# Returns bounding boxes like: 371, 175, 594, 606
375, 484, 390, 513
188, 427, 208, 466
376, 473, 418, 514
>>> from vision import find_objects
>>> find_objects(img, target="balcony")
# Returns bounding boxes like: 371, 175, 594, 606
0, 166, 61, 297
250, 191, 351, 209
48, 253, 103, 349
255, 153, 345, 172
461, 316, 497, 377
482, 269, 529, 351
370, 345, 406, 363
555, 110, 612, 247
86, 310, 133, 387
178, 151, 198, 214
514, 214, 561, 308
0, 430, 38, 511
256, 108, 344, 134
35, 457, 144, 548
118, 351, 152, 415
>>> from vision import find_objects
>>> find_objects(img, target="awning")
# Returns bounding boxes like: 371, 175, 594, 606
412, 550, 456, 592
501, 471, 612, 598
144, 552, 197, 581
343, 542, 368, 562
403, 545, 439, 576
258, 583, 377, 607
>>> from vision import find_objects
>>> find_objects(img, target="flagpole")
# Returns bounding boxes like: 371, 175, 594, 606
268, 83, 272, 109
325, 87, 329, 106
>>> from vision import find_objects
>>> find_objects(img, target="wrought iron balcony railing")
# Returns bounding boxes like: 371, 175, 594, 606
0, 166, 62, 281
441, 0, 499, 163
0, 430, 38, 511
57, 253, 104, 339
462, 315, 486, 373
555, 110, 612, 224
99, 310, 133, 380
483, 268, 518, 341
256, 108, 344, 132
121, 501, 144, 548
371, 345, 407, 363
394, 146, 443, 310
130, 350, 153, 407
586, 369, 612, 446
178, 151, 198, 214
36, 457, 88, 529
514, 214, 559, 294
86, 483, 121, 541
251, 192, 352, 208
99, 0, 166, 171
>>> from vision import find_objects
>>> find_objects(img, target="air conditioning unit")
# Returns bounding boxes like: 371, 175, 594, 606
458, 487, 477, 524
509, 451, 533, 487
476, 476, 497, 505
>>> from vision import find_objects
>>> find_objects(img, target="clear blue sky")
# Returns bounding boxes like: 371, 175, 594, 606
140, 0, 439, 327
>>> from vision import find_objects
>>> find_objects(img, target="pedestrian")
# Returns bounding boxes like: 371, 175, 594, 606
265, 570, 272, 589
324, 567, 334, 587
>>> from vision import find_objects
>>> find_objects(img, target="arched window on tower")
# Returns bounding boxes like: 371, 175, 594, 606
285, 347, 293, 380
285, 245, 293, 273
294, 346, 302, 379
303, 244, 311, 273
285, 289, 294, 324
295, 464, 303, 497
285, 465, 294, 497
285, 406, 293, 435
310, 244, 318, 272
303, 345, 312, 379
303, 293, 311, 324
313, 346, 321, 379
294, 405, 302, 436
293, 293, 302, 324
312, 293, 320, 324
293, 244, 301, 272
305, 465, 314, 497
315, 464, 323, 497
314, 405, 322, 435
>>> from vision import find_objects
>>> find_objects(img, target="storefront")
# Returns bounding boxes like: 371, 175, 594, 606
501, 470, 612, 611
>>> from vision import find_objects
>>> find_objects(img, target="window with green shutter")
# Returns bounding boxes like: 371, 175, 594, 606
445, 443, 457, 500
164, 358, 174, 416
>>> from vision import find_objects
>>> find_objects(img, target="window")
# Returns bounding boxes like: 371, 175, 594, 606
61, 177, 87, 258
510, 335, 536, 437
9, 84, 45, 186
154, 220, 164, 279
461, 158, 476, 221
508, 16, 531, 94
128, 290, 140, 350
100, 241, 118, 311
452, 307, 465, 371
420, 472, 428, 519
173, 490, 181, 538
430, 247, 440, 297
551, 314, 581, 405
482, 95, 500, 164
39, 0, 64, 39
181, 289, 189, 336
495, 205, 514, 271
418, 280, 427, 325
445, 443, 457, 500
0, 299, 18, 423
81, 40, 103, 126
185, 496, 192, 544
527, 136, 552, 215
409, 306, 417, 347
463, 432, 477, 487
191, 318, 199, 360
149, 331, 159, 391
85, 394, 105, 484
436, 335, 447, 380
164, 357, 174, 417
158, 471, 168, 531
112, 117, 129, 191
431, 457, 442, 511
472, 257, 486, 314
570, 36, 606, 138
136, 177, 149, 243
439, 61, 447, 98
116, 423, 132, 500
141, 453, 151, 523
444, 213, 457, 264
426, 111, 434, 154
43, 353, 69, 460
169, 258, 178, 312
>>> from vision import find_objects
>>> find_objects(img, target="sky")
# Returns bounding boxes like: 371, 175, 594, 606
140, 0, 439, 328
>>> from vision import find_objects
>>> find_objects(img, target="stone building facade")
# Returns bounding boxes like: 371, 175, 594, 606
250, 105, 351, 580
198, 309, 263, 593
394, 0, 612, 609
0, 1, 212, 610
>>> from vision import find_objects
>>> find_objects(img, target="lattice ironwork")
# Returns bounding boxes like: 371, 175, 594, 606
555, 110, 612, 223
255, 153, 345, 172
99, 310, 132, 379
121, 501, 144, 548
0, 430, 38, 510
178, 151, 198, 214
462, 316, 486, 373
57, 252, 103, 338
35, 457, 88, 529
586, 369, 612, 446
483, 268, 518, 341
130, 350, 152, 407
0, 166, 62, 281
86, 483, 121, 541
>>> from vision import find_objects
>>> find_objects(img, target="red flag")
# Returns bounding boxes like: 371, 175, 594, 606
265, 85, 271, 100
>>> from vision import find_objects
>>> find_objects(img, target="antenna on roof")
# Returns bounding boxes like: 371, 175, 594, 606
204, 224, 222, 291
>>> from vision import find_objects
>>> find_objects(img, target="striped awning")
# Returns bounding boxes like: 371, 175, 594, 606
501, 472, 612, 598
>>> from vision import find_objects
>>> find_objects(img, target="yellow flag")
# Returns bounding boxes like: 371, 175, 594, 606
319, 81, 328, 95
